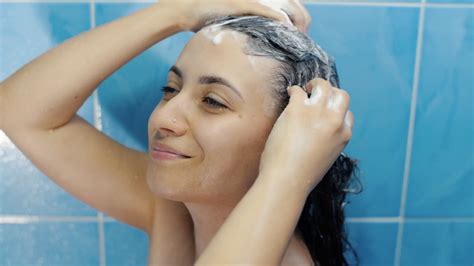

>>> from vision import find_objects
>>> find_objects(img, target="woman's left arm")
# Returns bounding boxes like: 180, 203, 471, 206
195, 169, 307, 265
195, 79, 354, 265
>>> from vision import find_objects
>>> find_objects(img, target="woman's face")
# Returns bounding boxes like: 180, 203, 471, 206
146, 28, 281, 205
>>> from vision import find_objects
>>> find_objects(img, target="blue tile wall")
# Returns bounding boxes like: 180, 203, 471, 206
428, 0, 474, 3
0, 3, 96, 216
1, 1, 473, 266
0, 222, 100, 265
104, 221, 149, 266
405, 7, 474, 218
344, 222, 399, 265
307, 5, 420, 218
400, 221, 474, 265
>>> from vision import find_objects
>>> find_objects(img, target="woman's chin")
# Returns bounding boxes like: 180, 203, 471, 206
145, 172, 193, 201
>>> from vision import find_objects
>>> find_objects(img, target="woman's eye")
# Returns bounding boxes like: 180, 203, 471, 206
161, 86, 178, 94
160, 86, 228, 110
202, 97, 228, 109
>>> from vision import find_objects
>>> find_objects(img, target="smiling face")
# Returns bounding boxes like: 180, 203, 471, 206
146, 28, 282, 206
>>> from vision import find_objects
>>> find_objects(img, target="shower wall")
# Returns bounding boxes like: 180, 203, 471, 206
0, 1, 472, 265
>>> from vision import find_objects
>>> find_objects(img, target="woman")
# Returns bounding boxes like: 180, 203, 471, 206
0, 1, 360, 265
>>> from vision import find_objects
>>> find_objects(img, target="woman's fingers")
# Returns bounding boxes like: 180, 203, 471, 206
345, 110, 354, 129
261, 79, 354, 192
344, 110, 354, 140
288, 78, 354, 139
331, 88, 350, 119
287, 85, 308, 104
252, 2, 295, 29
253, 0, 309, 32
302, 78, 354, 138
170, 0, 311, 33
304, 78, 330, 106
287, 0, 311, 33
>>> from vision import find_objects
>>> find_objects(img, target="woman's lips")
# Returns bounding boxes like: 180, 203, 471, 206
151, 149, 190, 160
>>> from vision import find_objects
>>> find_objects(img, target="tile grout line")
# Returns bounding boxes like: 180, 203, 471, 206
98, 213, 106, 266
394, 1, 426, 265
303, 1, 474, 9
1, 215, 473, 224
90, 1, 106, 266
305, 1, 419, 7
347, 217, 401, 223
0, 0, 473, 8
0, 216, 100, 223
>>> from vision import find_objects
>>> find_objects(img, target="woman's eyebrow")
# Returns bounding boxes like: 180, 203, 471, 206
169, 65, 244, 102
198, 76, 244, 101
169, 65, 182, 78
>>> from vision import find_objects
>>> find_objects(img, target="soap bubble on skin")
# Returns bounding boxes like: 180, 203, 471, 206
201, 26, 242, 46
201, 25, 220, 44
201, 17, 253, 46
212, 31, 224, 45
201, 26, 265, 74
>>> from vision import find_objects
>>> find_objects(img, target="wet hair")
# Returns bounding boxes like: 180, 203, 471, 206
204, 16, 363, 266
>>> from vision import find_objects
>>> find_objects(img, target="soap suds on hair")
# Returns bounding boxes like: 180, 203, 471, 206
202, 15, 340, 119
201, 26, 244, 46
204, 15, 337, 92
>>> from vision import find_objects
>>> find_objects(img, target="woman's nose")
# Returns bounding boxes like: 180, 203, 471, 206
149, 98, 188, 138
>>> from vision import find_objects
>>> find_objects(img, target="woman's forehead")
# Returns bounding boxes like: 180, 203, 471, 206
174, 29, 279, 93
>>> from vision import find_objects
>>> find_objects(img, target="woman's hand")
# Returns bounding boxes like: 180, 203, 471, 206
259, 78, 354, 196
158, 0, 311, 33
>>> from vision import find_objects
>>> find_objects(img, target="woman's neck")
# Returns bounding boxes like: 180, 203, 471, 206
184, 201, 236, 259
184, 200, 308, 263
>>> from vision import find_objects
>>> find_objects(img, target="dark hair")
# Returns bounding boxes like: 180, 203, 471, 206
204, 16, 363, 266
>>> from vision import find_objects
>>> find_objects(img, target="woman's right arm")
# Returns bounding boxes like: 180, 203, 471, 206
0, 0, 308, 237
0, 2, 187, 234
0, 2, 183, 131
